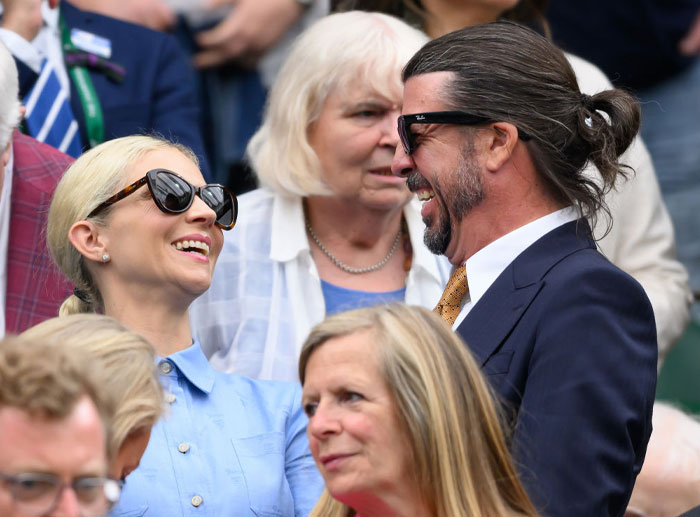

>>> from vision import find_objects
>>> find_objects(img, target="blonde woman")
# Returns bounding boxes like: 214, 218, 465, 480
21, 314, 163, 482
299, 304, 537, 517
47, 135, 322, 516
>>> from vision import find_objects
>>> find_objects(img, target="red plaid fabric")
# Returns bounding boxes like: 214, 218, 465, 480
5, 132, 73, 334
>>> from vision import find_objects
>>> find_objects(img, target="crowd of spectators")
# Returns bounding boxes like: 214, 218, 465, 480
0, 1, 698, 516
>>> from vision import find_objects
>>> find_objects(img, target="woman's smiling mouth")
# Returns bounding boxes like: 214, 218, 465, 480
170, 234, 212, 258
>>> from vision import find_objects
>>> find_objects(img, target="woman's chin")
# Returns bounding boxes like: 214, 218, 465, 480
173, 275, 213, 302
352, 191, 412, 213
188, 281, 213, 299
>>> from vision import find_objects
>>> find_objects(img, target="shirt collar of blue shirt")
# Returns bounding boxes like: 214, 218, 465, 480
160, 341, 215, 394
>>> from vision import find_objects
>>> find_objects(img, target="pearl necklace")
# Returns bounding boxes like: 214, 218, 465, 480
305, 218, 403, 275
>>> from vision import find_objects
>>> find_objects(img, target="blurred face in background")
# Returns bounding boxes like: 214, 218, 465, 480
420, 0, 522, 36
0, 396, 108, 517
423, 0, 520, 17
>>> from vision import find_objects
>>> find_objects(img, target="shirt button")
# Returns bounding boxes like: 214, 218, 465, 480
159, 361, 172, 374
178, 442, 190, 454
191, 495, 203, 507
165, 393, 177, 404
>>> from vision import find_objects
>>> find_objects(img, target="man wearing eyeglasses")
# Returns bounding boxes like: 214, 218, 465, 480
392, 22, 657, 517
0, 337, 120, 517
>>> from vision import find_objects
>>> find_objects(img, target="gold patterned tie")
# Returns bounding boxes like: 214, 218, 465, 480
433, 265, 469, 326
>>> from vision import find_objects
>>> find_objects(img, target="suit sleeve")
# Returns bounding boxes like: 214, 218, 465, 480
513, 268, 657, 517
284, 383, 324, 516
150, 34, 211, 180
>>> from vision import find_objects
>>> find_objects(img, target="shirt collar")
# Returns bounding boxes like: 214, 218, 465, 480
162, 341, 215, 394
465, 207, 579, 308
41, 2, 60, 31
2, 145, 13, 194
270, 194, 308, 262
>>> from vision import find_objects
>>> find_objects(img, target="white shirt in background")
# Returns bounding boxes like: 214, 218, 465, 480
453, 207, 579, 329
0, 150, 15, 337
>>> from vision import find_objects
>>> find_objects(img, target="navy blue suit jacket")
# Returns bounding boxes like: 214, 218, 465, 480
13, 2, 210, 179
456, 220, 657, 516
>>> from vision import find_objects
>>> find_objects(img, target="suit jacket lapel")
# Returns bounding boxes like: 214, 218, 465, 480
459, 272, 543, 366
458, 219, 596, 365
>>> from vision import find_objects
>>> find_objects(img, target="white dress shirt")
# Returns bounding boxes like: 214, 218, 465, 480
190, 188, 452, 381
0, 150, 14, 337
453, 207, 579, 329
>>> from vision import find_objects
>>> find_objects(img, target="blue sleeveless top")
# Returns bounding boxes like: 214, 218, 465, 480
321, 280, 406, 315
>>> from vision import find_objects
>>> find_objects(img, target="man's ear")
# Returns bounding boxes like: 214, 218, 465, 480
483, 122, 520, 172
68, 220, 109, 264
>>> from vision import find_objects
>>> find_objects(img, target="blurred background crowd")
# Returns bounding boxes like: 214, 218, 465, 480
0, 0, 698, 516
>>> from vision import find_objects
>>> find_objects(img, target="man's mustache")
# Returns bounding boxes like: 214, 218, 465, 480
406, 172, 431, 192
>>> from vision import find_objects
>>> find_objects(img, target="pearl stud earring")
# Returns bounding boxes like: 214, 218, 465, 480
102, 253, 110, 263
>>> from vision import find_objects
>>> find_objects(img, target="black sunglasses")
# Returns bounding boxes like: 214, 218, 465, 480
88, 169, 238, 230
397, 111, 532, 155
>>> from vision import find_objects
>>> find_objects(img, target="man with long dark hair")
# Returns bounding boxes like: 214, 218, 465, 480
392, 22, 657, 516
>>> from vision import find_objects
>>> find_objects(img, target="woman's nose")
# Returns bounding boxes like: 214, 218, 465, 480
186, 193, 217, 226
378, 110, 401, 149
307, 403, 341, 439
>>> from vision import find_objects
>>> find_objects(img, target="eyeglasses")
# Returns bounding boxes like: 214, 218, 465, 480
0, 472, 121, 516
87, 169, 238, 230
397, 110, 532, 155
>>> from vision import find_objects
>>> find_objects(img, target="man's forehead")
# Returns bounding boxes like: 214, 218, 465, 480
0, 398, 107, 474
402, 71, 455, 114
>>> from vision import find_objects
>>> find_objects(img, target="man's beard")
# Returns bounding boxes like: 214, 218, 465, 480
412, 149, 485, 255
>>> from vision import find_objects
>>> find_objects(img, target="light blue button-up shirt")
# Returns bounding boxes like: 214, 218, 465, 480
110, 342, 323, 516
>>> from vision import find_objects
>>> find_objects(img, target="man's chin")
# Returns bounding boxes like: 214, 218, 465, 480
423, 224, 450, 255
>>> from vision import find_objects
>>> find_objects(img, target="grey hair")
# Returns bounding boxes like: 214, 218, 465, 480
248, 10, 427, 197
403, 21, 640, 231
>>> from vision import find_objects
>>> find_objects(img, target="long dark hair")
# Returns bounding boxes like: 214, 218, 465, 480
403, 21, 640, 229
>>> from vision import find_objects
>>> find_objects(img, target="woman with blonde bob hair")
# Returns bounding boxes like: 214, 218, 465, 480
46, 135, 321, 516
191, 11, 450, 382
21, 314, 163, 482
299, 304, 538, 517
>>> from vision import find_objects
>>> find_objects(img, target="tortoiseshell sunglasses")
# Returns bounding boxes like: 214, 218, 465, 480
88, 169, 238, 230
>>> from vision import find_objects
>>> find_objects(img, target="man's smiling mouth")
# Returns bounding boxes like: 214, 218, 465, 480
407, 172, 435, 202
416, 189, 435, 201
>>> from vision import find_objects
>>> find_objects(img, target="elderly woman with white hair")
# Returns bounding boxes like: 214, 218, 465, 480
190, 11, 450, 381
